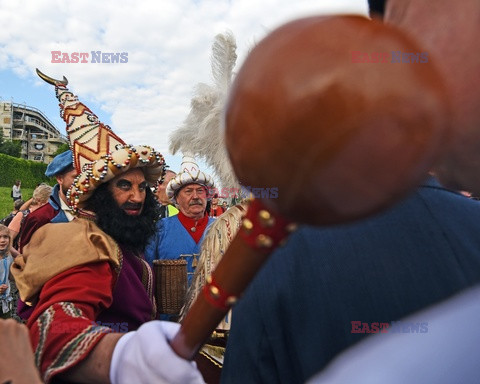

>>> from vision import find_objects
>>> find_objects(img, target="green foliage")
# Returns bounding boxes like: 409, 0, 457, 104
0, 140, 21, 157
53, 143, 70, 157
0, 153, 53, 188
0, 186, 35, 218
0, 131, 22, 158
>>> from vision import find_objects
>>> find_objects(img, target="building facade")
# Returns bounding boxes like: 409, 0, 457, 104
0, 101, 67, 163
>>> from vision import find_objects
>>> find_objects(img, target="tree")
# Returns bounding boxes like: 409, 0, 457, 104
53, 143, 70, 157
0, 131, 21, 157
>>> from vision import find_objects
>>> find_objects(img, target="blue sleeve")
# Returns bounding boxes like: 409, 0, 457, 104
144, 220, 165, 266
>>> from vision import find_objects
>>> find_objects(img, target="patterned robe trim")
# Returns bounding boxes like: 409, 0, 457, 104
34, 302, 112, 383
111, 245, 124, 288
44, 324, 111, 383
179, 204, 246, 329
137, 254, 157, 319
35, 306, 55, 367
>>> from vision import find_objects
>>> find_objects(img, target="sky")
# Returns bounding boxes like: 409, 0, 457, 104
0, 0, 368, 178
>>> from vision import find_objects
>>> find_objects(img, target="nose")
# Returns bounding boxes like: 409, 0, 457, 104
129, 186, 144, 203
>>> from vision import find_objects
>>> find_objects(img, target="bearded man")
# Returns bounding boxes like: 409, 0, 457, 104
11, 71, 204, 384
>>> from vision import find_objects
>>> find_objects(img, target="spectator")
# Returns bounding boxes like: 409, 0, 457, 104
155, 169, 179, 219
8, 183, 52, 252
0, 199, 24, 227
11, 180, 21, 201
0, 225, 14, 319
221, 201, 228, 213
209, 194, 223, 218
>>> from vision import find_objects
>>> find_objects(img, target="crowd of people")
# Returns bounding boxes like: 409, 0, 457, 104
1, 0, 480, 383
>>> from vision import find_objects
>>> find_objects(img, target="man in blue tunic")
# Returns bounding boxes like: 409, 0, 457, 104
145, 154, 215, 284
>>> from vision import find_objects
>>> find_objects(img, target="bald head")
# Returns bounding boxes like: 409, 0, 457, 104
385, 0, 480, 193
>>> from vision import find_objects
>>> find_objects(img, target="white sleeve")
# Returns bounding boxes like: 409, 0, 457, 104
308, 285, 480, 384
110, 321, 205, 384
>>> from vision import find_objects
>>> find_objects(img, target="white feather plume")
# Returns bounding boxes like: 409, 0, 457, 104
169, 31, 239, 189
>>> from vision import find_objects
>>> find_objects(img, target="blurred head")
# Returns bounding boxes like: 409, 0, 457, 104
211, 194, 219, 206
13, 199, 24, 211
45, 150, 77, 203
385, 0, 480, 193
176, 183, 208, 219
56, 166, 77, 201
155, 170, 176, 205
32, 184, 53, 207
0, 225, 11, 255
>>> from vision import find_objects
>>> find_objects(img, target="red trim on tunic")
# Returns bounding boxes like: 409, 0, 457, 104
177, 211, 209, 243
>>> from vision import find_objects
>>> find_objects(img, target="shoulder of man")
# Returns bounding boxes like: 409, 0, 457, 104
13, 219, 122, 303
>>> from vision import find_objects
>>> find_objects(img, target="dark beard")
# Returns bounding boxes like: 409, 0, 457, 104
86, 183, 160, 252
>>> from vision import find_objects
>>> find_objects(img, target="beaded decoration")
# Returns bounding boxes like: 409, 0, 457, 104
202, 198, 297, 311
239, 198, 297, 254
36, 69, 166, 210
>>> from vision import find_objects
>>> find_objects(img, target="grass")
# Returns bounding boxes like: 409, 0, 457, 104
0, 186, 35, 219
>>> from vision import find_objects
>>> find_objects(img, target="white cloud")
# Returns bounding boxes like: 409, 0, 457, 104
0, 0, 368, 174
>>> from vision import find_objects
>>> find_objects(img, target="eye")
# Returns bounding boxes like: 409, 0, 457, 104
139, 182, 148, 192
116, 180, 132, 191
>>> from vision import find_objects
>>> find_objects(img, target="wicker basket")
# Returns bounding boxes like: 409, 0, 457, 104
153, 259, 188, 315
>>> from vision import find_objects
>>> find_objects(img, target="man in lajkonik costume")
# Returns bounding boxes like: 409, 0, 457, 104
11, 70, 204, 383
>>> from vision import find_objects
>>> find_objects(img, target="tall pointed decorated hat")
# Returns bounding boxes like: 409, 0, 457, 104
36, 69, 165, 209
166, 152, 215, 203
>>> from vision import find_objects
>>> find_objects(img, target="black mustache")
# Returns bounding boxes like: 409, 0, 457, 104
121, 203, 142, 210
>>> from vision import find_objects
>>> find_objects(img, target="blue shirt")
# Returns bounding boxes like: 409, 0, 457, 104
144, 215, 214, 284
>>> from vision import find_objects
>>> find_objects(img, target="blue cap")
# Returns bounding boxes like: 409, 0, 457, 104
45, 150, 73, 177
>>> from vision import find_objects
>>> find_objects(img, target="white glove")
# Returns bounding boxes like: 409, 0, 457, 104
110, 321, 205, 384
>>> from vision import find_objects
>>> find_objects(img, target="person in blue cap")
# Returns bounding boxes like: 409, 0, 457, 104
17, 150, 77, 253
